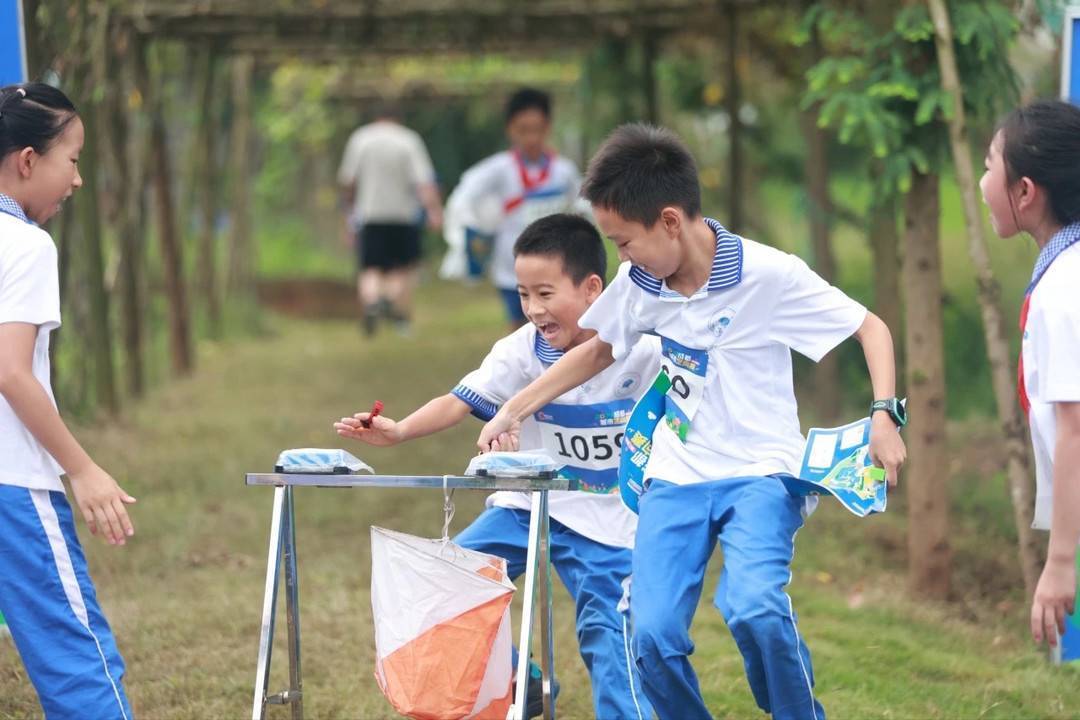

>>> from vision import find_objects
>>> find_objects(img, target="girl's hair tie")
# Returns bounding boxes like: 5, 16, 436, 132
0, 87, 27, 118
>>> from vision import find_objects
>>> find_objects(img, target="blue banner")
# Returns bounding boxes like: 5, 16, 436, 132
1065, 8, 1080, 105
618, 370, 671, 513
0, 0, 27, 86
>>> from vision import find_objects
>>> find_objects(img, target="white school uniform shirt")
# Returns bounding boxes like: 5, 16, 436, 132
337, 120, 436, 224
1021, 230, 1080, 531
579, 218, 867, 488
452, 324, 662, 548
450, 151, 584, 290
0, 197, 65, 491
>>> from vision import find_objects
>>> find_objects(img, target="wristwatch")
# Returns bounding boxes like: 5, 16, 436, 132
870, 398, 907, 428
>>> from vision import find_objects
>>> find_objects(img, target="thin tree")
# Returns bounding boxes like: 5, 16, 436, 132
227, 54, 255, 305
926, 0, 1040, 598
139, 40, 194, 376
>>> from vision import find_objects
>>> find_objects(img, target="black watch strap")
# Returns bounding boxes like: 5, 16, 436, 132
870, 398, 907, 428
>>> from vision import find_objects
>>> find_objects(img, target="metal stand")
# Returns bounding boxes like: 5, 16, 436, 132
248, 473, 575, 720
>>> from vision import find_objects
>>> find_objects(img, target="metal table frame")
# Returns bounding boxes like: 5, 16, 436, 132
246, 472, 577, 720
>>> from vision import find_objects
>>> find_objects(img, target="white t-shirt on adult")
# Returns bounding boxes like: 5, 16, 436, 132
0, 210, 65, 491
337, 121, 436, 225
579, 218, 867, 488
449, 151, 584, 290
1022, 241, 1080, 530
452, 324, 661, 549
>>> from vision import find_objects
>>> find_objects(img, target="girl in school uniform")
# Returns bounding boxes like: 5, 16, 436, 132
0, 83, 135, 719
979, 99, 1080, 647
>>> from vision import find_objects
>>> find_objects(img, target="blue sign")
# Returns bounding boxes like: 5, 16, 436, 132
0, 0, 28, 86
1065, 6, 1080, 105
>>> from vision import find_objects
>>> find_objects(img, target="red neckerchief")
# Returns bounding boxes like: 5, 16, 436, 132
503, 150, 553, 213
1018, 293, 1031, 416
1017, 223, 1080, 416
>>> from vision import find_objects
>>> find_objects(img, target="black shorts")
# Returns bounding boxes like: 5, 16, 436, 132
358, 223, 422, 270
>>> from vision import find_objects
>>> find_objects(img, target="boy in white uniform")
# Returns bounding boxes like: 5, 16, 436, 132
447, 88, 584, 329
337, 213, 655, 719
478, 125, 907, 720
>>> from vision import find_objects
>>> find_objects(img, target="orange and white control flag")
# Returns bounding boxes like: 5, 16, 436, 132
371, 527, 515, 720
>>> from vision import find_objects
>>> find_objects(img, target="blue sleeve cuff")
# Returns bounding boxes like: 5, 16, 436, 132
451, 385, 500, 422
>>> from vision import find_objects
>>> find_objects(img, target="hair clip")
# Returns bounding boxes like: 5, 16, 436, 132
16, 88, 26, 97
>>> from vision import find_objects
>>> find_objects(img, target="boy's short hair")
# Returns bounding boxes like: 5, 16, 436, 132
505, 88, 551, 124
514, 214, 607, 287
581, 123, 702, 227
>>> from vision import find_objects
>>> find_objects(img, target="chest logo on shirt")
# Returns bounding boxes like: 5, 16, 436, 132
614, 372, 642, 397
708, 306, 737, 337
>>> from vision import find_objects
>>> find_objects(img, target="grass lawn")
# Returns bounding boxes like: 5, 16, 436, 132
2, 276, 1076, 720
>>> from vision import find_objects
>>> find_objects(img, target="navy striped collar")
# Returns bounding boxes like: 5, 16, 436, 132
628, 217, 743, 298
1028, 222, 1080, 293
0, 193, 31, 224
533, 331, 565, 365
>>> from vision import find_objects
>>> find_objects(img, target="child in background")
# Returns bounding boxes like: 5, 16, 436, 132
447, 88, 586, 331
978, 100, 1080, 647
0, 83, 135, 719
478, 124, 907, 720
337, 214, 655, 720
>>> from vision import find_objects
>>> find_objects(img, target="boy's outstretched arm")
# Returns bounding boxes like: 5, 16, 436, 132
335, 394, 472, 447
852, 311, 907, 486
1031, 401, 1080, 646
478, 335, 615, 451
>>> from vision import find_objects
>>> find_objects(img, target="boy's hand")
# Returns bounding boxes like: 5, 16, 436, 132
335, 413, 404, 447
1032, 556, 1076, 646
477, 409, 521, 453
68, 464, 136, 546
868, 414, 906, 487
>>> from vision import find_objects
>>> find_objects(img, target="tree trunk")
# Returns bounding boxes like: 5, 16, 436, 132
800, 29, 840, 424
74, 0, 118, 415
903, 170, 951, 599
725, 2, 743, 233
194, 44, 223, 338
227, 54, 255, 300
141, 41, 194, 376
928, 0, 1041, 599
112, 31, 147, 397
869, 190, 904, 381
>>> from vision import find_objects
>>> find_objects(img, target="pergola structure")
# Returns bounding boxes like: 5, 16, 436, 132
119, 0, 765, 57
114, 0, 789, 236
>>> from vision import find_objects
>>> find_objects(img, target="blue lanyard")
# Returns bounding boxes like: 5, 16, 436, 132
1027, 222, 1080, 295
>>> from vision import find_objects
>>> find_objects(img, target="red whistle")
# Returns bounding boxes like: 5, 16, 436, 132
361, 400, 384, 429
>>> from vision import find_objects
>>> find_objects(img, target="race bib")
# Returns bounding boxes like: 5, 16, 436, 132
534, 400, 634, 494
660, 338, 709, 443
519, 190, 571, 226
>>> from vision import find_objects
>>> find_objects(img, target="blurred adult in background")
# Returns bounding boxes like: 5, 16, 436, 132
338, 102, 442, 336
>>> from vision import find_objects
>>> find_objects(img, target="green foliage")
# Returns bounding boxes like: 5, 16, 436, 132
799, 0, 1019, 199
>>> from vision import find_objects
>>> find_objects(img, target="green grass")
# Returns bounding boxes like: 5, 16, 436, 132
1, 276, 1078, 719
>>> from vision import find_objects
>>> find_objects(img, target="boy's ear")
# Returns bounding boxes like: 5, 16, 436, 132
660, 206, 683, 238
584, 273, 604, 303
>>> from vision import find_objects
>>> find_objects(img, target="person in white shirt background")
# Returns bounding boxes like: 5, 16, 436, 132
338, 103, 443, 336
979, 99, 1080, 648
0, 82, 135, 720
444, 88, 586, 332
